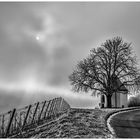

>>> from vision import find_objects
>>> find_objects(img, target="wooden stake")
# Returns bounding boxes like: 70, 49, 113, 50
5, 108, 16, 138
38, 101, 46, 122
48, 99, 55, 117
31, 102, 39, 124
43, 100, 51, 119
22, 105, 32, 130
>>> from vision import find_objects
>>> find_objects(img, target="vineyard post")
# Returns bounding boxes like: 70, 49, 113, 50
53, 98, 58, 116
38, 101, 46, 123
31, 102, 39, 124
43, 100, 51, 119
49, 98, 56, 116
14, 113, 17, 130
1, 115, 5, 137
52, 98, 57, 116
19, 112, 22, 127
60, 98, 64, 112
54, 98, 59, 113
5, 108, 16, 138
48, 99, 55, 117
57, 98, 61, 113
22, 105, 32, 130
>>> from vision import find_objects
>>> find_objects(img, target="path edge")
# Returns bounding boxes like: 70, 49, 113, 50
105, 107, 140, 137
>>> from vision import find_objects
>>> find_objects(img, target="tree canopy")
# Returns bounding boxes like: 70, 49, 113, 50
69, 37, 140, 108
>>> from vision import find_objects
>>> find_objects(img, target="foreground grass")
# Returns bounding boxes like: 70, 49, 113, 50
30, 108, 115, 138
12, 108, 122, 138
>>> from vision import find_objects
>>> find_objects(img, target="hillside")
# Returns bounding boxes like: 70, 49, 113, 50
13, 108, 114, 138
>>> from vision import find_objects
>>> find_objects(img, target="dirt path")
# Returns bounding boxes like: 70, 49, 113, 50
110, 109, 140, 138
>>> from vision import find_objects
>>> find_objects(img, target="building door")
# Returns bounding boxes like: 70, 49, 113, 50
101, 95, 105, 108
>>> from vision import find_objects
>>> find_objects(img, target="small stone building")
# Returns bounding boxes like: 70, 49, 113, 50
100, 76, 128, 108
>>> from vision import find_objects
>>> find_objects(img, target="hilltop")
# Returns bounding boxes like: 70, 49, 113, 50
13, 108, 114, 138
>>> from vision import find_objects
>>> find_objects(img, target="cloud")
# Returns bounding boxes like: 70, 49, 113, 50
0, 79, 99, 113
1, 2, 140, 112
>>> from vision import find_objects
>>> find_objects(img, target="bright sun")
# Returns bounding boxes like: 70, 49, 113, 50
36, 36, 40, 41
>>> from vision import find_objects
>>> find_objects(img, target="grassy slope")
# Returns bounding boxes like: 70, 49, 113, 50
28, 108, 114, 138
12, 107, 140, 138
12, 108, 122, 138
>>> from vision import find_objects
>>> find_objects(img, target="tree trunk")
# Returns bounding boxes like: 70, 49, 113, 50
107, 95, 112, 108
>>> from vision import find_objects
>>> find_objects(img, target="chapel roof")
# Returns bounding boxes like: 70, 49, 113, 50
111, 75, 128, 93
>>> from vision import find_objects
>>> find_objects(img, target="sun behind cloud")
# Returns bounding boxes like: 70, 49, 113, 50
36, 35, 40, 41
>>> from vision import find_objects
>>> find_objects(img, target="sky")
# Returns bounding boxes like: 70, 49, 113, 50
1, 2, 140, 113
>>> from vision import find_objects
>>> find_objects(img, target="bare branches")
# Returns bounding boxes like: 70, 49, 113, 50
69, 37, 140, 97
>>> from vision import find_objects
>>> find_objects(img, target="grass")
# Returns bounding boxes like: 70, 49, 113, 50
13, 107, 138, 138
22, 108, 116, 138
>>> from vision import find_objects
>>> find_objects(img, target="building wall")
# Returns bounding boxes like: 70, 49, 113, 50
111, 92, 120, 108
100, 92, 128, 108
104, 95, 107, 107
111, 93, 116, 107
112, 92, 127, 108
117, 92, 121, 107
100, 94, 107, 108
120, 93, 128, 108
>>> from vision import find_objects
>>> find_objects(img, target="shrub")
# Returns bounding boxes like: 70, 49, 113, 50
128, 95, 140, 107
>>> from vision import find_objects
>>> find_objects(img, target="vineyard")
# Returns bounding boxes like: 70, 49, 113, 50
0, 97, 70, 138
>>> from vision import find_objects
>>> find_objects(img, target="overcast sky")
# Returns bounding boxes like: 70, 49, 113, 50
1, 2, 140, 113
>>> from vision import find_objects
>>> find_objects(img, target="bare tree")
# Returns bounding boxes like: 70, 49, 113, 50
69, 37, 140, 108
